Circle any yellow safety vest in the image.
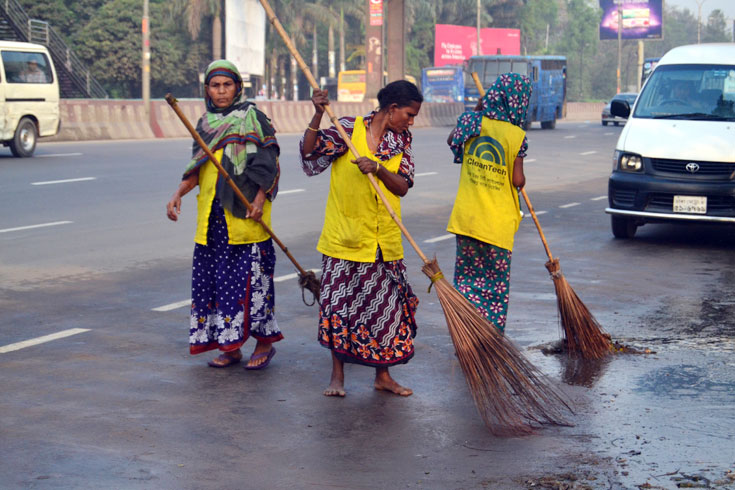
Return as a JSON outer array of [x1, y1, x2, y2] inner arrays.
[[316, 117, 404, 262], [447, 118, 525, 251], [195, 149, 272, 245]]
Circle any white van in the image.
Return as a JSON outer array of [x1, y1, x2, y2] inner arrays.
[[606, 43, 735, 238], [0, 41, 60, 157]]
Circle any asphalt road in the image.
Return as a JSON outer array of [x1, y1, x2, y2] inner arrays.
[[1, 121, 734, 489]]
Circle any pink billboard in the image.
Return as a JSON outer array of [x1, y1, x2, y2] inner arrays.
[[434, 24, 520, 67]]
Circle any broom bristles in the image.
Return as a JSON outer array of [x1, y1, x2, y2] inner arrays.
[[546, 259, 612, 360], [423, 259, 573, 436], [298, 270, 321, 306]]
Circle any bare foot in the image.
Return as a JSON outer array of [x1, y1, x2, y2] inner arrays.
[[374, 368, 412, 396], [324, 351, 345, 397]]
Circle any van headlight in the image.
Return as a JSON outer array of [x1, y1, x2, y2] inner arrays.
[[617, 152, 643, 172]]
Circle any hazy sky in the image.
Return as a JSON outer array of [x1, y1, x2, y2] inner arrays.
[[664, 0, 735, 21]]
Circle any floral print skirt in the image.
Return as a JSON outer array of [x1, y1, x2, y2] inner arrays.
[[189, 199, 282, 355], [453, 235, 512, 333], [318, 249, 418, 367]]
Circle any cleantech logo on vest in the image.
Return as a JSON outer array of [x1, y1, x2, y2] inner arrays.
[[465, 136, 507, 176]]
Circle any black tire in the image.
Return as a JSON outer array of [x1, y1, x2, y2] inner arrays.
[[9, 117, 37, 157], [541, 114, 557, 130], [602, 121, 608, 126], [523, 119, 531, 131], [611, 215, 637, 239], [613, 121, 619, 127]]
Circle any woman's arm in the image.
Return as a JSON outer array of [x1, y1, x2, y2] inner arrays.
[[512, 156, 525, 188], [166, 172, 199, 221], [301, 89, 329, 159], [352, 156, 409, 197]]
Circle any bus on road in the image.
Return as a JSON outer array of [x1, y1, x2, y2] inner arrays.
[[421, 65, 464, 103], [337, 70, 417, 102], [464, 55, 567, 129]]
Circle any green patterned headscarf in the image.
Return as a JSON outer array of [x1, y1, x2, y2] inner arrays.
[[449, 72, 532, 163], [183, 60, 280, 218]]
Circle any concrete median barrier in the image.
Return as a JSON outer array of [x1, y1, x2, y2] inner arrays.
[[45, 100, 605, 142]]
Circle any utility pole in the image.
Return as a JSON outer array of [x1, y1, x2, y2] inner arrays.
[[616, 0, 622, 94], [142, 0, 150, 119], [695, 0, 707, 43], [476, 0, 482, 56], [386, 0, 405, 84], [364, 0, 383, 100]]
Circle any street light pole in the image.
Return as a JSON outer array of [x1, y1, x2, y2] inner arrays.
[[142, 0, 150, 119], [616, 0, 622, 93], [476, 0, 482, 56]]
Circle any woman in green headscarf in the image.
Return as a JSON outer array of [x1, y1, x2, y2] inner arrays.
[[166, 60, 282, 369]]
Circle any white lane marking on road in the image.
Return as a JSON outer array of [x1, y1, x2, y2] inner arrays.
[[604, 132, 615, 136], [152, 299, 191, 312], [424, 234, 453, 243], [525, 158, 537, 163], [278, 188, 305, 195], [0, 328, 90, 354], [560, 202, 580, 208], [564, 135, 576, 139], [0, 221, 73, 234], [591, 195, 607, 201], [32, 177, 96, 186], [36, 152, 83, 158], [274, 269, 321, 282], [580, 151, 597, 156], [415, 172, 438, 177], [534, 210, 548, 215]]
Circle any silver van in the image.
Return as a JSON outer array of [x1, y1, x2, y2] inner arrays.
[[0, 41, 60, 157]]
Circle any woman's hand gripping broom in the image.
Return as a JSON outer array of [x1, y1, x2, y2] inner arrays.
[[470, 72, 612, 360], [261, 0, 573, 435], [164, 94, 321, 306]]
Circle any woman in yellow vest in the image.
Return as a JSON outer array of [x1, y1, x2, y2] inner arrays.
[[300, 80, 423, 397], [165, 60, 282, 369], [446, 73, 532, 333]]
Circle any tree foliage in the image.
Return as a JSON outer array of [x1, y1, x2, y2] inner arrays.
[[14, 0, 735, 100]]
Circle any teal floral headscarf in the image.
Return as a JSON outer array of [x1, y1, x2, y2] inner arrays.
[[449, 73, 532, 163], [183, 60, 280, 218]]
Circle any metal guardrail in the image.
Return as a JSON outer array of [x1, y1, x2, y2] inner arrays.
[[2, 0, 107, 98]]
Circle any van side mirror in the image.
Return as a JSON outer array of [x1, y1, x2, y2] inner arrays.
[[611, 99, 631, 119]]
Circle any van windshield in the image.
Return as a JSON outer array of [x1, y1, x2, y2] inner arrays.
[[633, 64, 735, 121]]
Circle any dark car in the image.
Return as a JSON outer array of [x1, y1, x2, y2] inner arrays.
[[601, 92, 637, 126]]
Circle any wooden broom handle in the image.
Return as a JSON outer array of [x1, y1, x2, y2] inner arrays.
[[164, 94, 311, 278], [470, 72, 554, 261], [259, 0, 430, 265]]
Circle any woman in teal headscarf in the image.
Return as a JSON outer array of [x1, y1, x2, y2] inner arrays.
[[446, 73, 532, 334], [166, 60, 282, 369]]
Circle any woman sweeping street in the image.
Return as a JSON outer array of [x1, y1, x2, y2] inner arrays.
[[446, 73, 531, 334], [166, 60, 282, 369], [300, 80, 423, 397]]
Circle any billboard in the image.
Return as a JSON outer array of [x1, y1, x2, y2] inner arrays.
[[225, 0, 265, 77], [599, 0, 663, 40], [434, 24, 520, 67]]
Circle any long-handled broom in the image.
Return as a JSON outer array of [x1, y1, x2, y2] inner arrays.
[[165, 94, 321, 305], [260, 0, 572, 435], [471, 72, 612, 360]]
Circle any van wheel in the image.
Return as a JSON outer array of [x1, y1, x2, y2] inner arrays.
[[541, 114, 556, 130], [10, 118, 38, 157], [611, 215, 637, 239]]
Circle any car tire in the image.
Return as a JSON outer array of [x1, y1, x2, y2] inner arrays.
[[611, 215, 637, 239], [541, 114, 556, 130], [602, 121, 608, 126], [613, 121, 619, 127], [9, 117, 38, 158]]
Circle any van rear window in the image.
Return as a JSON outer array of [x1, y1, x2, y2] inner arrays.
[[1, 51, 53, 84]]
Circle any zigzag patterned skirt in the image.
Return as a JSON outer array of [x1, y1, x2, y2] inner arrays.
[[318, 249, 419, 367]]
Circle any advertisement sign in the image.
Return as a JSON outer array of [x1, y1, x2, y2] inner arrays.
[[369, 0, 383, 27], [225, 0, 265, 76], [599, 0, 663, 40], [434, 24, 520, 67]]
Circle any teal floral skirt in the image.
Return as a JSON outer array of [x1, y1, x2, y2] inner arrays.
[[453, 235, 512, 333]]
